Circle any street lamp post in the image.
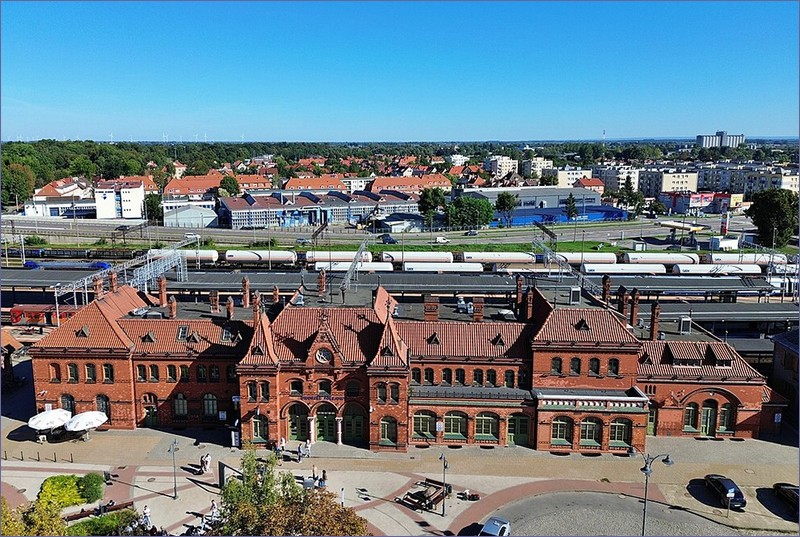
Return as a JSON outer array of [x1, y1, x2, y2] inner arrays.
[[168, 439, 179, 500], [628, 447, 673, 536], [439, 453, 448, 517]]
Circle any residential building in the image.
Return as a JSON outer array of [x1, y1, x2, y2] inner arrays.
[[367, 175, 451, 194], [94, 180, 145, 220], [638, 168, 698, 198], [541, 168, 592, 189], [173, 161, 187, 179], [447, 154, 470, 166], [521, 157, 553, 178], [24, 177, 95, 218], [573, 177, 605, 195], [341, 176, 371, 193], [162, 176, 221, 213], [730, 168, 799, 197], [696, 131, 746, 148], [591, 165, 642, 193], [484, 156, 518, 178], [284, 176, 348, 193]]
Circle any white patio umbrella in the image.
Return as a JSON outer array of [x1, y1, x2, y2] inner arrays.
[[65, 411, 108, 433], [28, 408, 72, 431]]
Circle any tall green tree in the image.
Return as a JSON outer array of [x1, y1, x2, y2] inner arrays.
[[220, 176, 241, 196], [418, 187, 446, 228], [143, 194, 163, 224], [447, 196, 494, 228], [745, 188, 799, 247], [494, 192, 519, 227], [1, 162, 36, 206], [565, 193, 579, 220]]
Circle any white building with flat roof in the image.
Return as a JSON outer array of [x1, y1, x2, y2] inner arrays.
[[95, 180, 145, 219], [696, 131, 745, 148], [521, 157, 553, 178], [484, 155, 518, 178]]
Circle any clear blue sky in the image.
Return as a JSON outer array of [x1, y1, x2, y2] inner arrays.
[[2, 1, 798, 142]]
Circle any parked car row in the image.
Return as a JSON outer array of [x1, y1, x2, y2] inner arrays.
[[704, 474, 798, 516]]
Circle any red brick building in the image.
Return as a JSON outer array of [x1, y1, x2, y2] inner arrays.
[[29, 274, 784, 454]]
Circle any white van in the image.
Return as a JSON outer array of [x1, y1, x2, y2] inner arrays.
[[435, 236, 450, 244], [184, 233, 201, 240]]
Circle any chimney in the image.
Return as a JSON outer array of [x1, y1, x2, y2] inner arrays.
[[252, 291, 261, 325], [617, 286, 629, 317], [226, 296, 234, 320], [473, 297, 484, 322], [525, 287, 534, 322], [158, 276, 168, 307], [272, 286, 280, 305], [423, 294, 439, 321], [93, 277, 104, 299], [318, 269, 327, 296], [210, 290, 220, 313], [515, 275, 523, 307], [650, 301, 661, 341], [242, 277, 250, 309], [109, 272, 118, 293], [168, 296, 177, 319], [602, 275, 612, 304], [630, 288, 640, 326]]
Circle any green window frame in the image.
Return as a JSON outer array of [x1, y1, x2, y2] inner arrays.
[[413, 412, 435, 439], [683, 403, 698, 431], [609, 418, 632, 446], [579, 418, 602, 446], [444, 412, 467, 439], [380, 417, 397, 446], [551, 416, 572, 445], [475, 413, 498, 440]]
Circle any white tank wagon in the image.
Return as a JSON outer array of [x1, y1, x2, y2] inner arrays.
[[672, 264, 763, 276], [305, 250, 372, 263], [402, 262, 484, 273], [705, 253, 787, 265], [147, 249, 220, 263], [314, 261, 393, 272], [462, 251, 536, 264], [623, 252, 700, 265], [224, 250, 298, 265], [492, 264, 572, 274], [580, 263, 667, 275], [380, 251, 454, 263], [554, 252, 617, 265]]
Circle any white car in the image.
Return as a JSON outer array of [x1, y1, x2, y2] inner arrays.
[[434, 236, 450, 244], [184, 233, 201, 240], [479, 516, 511, 536]]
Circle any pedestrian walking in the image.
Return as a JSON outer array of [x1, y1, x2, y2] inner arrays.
[[142, 505, 152, 528], [279, 437, 286, 452], [312, 464, 318, 480], [297, 443, 305, 462], [202, 453, 211, 474], [198, 455, 205, 475], [210, 499, 218, 520], [305, 438, 312, 457]]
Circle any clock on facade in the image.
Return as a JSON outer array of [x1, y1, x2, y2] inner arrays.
[[316, 348, 333, 363]]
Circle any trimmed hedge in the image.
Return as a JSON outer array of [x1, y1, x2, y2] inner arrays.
[[76, 473, 105, 503], [39, 473, 105, 508], [65, 509, 141, 536]]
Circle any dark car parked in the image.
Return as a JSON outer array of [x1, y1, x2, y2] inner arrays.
[[705, 474, 746, 509], [381, 235, 398, 244], [773, 482, 799, 514]]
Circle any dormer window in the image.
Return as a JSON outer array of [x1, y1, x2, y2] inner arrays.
[[76, 326, 90, 338], [252, 344, 264, 356], [492, 333, 505, 346], [575, 319, 591, 331], [176, 326, 189, 341], [427, 332, 440, 345], [187, 331, 201, 343], [142, 331, 156, 343], [381, 346, 394, 357], [221, 326, 232, 342]]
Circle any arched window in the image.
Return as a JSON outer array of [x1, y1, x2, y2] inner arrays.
[[486, 369, 497, 387], [475, 412, 499, 440], [608, 358, 620, 376], [96, 395, 110, 421], [173, 393, 188, 417], [610, 418, 632, 446], [253, 415, 268, 441], [455, 369, 465, 385], [346, 380, 360, 397], [68, 363, 78, 383], [380, 417, 397, 446], [473, 369, 484, 385], [136, 365, 146, 382], [180, 365, 190, 382], [580, 417, 602, 446], [167, 365, 177, 382], [290, 380, 303, 395], [389, 383, 400, 403], [551, 357, 562, 375], [442, 368, 453, 385], [85, 364, 97, 383], [719, 403, 734, 432], [209, 365, 220, 382], [319, 380, 332, 396], [413, 411, 436, 439], [202, 394, 218, 417], [589, 358, 600, 376], [259, 382, 269, 401], [683, 403, 699, 431], [424, 368, 434, 385], [102, 363, 114, 383], [197, 365, 207, 382], [50, 363, 61, 382], [551, 416, 573, 445], [570, 358, 581, 375], [61, 394, 75, 414], [149, 365, 159, 382], [377, 383, 387, 403], [247, 382, 257, 401], [504, 370, 515, 388], [444, 411, 467, 440], [411, 368, 421, 384]]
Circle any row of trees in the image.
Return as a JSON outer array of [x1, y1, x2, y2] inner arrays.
[[417, 188, 519, 229]]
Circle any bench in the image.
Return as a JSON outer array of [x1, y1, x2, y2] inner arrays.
[[395, 479, 447, 511], [63, 500, 134, 522]]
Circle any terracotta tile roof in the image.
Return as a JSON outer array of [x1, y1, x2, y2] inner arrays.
[[371, 317, 408, 369], [575, 178, 605, 187], [396, 321, 533, 359], [120, 318, 252, 357], [449, 166, 465, 176], [163, 176, 221, 195], [284, 177, 347, 191], [2, 328, 24, 353], [34, 184, 61, 197], [762, 385, 788, 405], [534, 308, 639, 344], [367, 174, 451, 192], [637, 341, 763, 380], [240, 314, 280, 366]]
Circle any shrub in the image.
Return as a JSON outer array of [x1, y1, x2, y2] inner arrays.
[[93, 238, 108, 246], [24, 235, 47, 246], [66, 509, 142, 536], [152, 241, 165, 249], [76, 473, 104, 503], [39, 475, 83, 508], [251, 239, 277, 248]]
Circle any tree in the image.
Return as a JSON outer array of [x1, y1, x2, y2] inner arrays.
[[0, 494, 68, 536], [1, 497, 25, 536], [647, 200, 668, 216], [418, 187, 445, 228], [627, 191, 646, 220], [68, 155, 98, 179], [447, 196, 494, 228], [220, 176, 240, 196], [539, 174, 558, 186], [746, 188, 799, 248], [620, 175, 636, 209], [143, 194, 163, 224], [495, 192, 519, 227], [1, 162, 36, 206], [565, 193, 579, 220], [217, 187, 231, 198]]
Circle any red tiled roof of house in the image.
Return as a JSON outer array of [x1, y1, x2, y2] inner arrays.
[[119, 318, 252, 357], [1, 328, 24, 353], [284, 177, 347, 191], [396, 321, 533, 359], [241, 314, 280, 366], [163, 176, 222, 195], [534, 308, 639, 344], [34, 184, 61, 197], [234, 175, 272, 189], [449, 166, 465, 176], [637, 341, 763, 380], [367, 174, 451, 192], [575, 178, 605, 187]]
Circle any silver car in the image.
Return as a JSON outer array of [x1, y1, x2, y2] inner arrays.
[[479, 516, 511, 536]]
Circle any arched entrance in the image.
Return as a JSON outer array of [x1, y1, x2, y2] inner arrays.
[[288, 403, 309, 441], [142, 394, 158, 427], [316, 403, 337, 442], [507, 413, 530, 446], [342, 404, 367, 445], [701, 399, 718, 436]]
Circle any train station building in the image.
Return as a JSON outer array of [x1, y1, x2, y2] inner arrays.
[[28, 272, 786, 454]]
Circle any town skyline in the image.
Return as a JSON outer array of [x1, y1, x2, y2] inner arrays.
[[2, 1, 798, 141]]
